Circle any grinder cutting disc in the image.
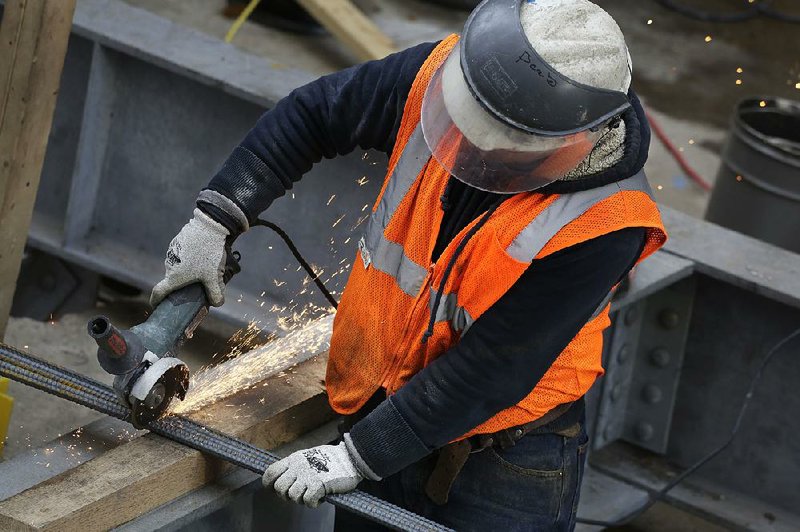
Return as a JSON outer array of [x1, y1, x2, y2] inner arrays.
[[129, 359, 189, 428]]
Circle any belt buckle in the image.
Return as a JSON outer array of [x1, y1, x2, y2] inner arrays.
[[469, 435, 495, 453]]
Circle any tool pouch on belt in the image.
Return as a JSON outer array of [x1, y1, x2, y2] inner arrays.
[[424, 402, 578, 505], [424, 439, 472, 505]]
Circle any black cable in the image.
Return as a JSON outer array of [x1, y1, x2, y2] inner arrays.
[[653, 0, 761, 23], [254, 219, 339, 309], [577, 326, 800, 528], [759, 2, 800, 23], [653, 0, 800, 24], [422, 197, 505, 344]]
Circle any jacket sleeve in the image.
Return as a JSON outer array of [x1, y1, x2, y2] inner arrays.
[[347, 227, 647, 479], [200, 42, 437, 231]]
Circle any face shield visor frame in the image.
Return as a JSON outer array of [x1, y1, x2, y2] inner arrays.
[[420, 43, 611, 194]]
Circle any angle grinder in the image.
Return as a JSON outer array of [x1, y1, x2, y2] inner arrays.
[[88, 247, 241, 428]]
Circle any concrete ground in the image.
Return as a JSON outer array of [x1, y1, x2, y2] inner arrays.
[[2, 0, 798, 529]]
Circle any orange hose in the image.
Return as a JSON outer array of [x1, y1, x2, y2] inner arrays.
[[645, 109, 713, 192]]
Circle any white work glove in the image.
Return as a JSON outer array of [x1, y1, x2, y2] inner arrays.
[[150, 208, 229, 307], [264, 438, 375, 508]]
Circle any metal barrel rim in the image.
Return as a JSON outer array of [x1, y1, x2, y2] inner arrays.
[[732, 97, 800, 166]]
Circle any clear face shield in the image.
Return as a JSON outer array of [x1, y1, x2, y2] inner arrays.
[[420, 42, 610, 194]]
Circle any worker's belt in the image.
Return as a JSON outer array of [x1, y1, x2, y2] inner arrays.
[[424, 400, 584, 505], [338, 393, 584, 506]]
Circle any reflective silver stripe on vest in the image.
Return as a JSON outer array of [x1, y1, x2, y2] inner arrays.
[[430, 171, 654, 334], [430, 289, 474, 333], [364, 126, 430, 241], [359, 236, 428, 297], [506, 171, 653, 263], [590, 288, 615, 321], [359, 125, 432, 297], [432, 281, 610, 337]]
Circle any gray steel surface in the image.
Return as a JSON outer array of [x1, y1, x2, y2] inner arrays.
[[594, 301, 644, 450], [10, 251, 95, 320], [668, 276, 800, 514], [662, 206, 800, 310], [592, 443, 800, 532], [25, 0, 384, 330], [589, 211, 800, 522], [620, 278, 695, 454]]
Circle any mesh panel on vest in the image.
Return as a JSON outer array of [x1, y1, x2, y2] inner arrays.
[[541, 192, 666, 261]]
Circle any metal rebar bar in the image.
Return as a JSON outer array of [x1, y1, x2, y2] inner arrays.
[[0, 342, 451, 532]]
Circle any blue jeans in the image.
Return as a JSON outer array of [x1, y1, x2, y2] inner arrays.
[[335, 424, 589, 531]]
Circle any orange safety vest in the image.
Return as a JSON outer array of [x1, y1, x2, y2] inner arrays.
[[327, 35, 667, 439]]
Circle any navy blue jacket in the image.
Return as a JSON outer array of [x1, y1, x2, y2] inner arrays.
[[201, 42, 650, 478]]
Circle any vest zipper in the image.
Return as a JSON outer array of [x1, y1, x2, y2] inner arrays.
[[380, 198, 504, 392]]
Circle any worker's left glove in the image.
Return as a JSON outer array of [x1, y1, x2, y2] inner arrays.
[[150, 208, 230, 307], [151, 191, 249, 308], [263, 436, 379, 508]]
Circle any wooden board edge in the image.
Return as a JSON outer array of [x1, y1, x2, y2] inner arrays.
[[0, 357, 334, 531]]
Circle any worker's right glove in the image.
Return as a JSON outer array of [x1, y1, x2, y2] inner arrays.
[[151, 208, 231, 307], [263, 435, 380, 508]]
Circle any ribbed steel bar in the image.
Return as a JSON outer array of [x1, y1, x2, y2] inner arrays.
[[0, 342, 127, 418], [0, 343, 451, 532]]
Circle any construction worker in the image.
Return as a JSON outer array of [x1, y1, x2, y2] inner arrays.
[[151, 0, 666, 529]]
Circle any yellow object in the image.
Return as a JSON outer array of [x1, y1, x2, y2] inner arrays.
[[0, 377, 13, 458], [225, 0, 263, 43]]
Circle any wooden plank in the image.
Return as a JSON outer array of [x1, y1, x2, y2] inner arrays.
[[0, 354, 335, 531], [0, 0, 77, 338], [0, 418, 136, 501], [295, 0, 396, 62]]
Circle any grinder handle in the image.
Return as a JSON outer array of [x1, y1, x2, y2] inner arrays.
[[131, 283, 208, 358], [131, 246, 241, 357]]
